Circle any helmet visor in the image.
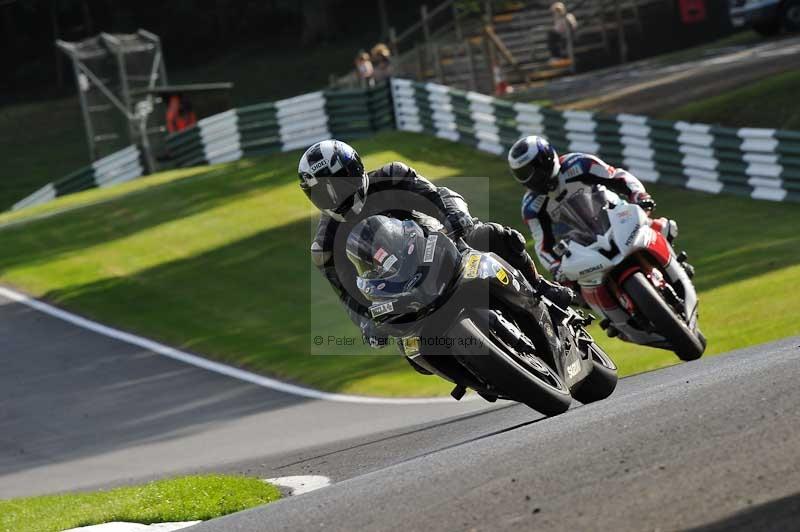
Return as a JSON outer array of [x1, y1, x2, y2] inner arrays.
[[510, 140, 559, 193], [346, 218, 427, 301], [300, 173, 367, 214], [531, 167, 556, 193]]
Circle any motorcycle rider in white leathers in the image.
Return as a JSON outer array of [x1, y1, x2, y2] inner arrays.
[[507, 135, 693, 317]]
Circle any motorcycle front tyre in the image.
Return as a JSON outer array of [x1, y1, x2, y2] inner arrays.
[[623, 272, 705, 361], [450, 312, 572, 417]]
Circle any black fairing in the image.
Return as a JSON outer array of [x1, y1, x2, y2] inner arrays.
[[401, 251, 562, 379]]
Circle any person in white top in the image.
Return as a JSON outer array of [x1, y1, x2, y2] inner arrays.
[[548, 2, 577, 61]]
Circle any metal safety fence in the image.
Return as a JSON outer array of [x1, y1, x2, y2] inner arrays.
[[163, 83, 394, 168], [13, 145, 143, 210], [391, 78, 799, 203]]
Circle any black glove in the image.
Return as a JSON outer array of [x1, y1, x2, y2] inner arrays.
[[636, 196, 657, 213], [360, 320, 389, 349], [445, 210, 475, 238]]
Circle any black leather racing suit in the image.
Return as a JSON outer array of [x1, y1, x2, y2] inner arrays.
[[311, 162, 546, 342]]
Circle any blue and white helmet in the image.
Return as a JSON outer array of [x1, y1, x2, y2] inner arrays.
[[508, 136, 560, 194], [298, 140, 368, 222]]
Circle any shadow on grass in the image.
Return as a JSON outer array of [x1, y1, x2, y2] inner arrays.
[[0, 156, 300, 272], [36, 216, 417, 394], [1, 131, 499, 274]]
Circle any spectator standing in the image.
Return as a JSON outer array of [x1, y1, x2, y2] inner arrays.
[[493, 65, 511, 96], [547, 2, 577, 66], [166, 94, 197, 133], [355, 51, 375, 87], [371, 43, 393, 82]]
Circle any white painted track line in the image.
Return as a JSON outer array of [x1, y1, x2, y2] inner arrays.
[[0, 285, 465, 405], [63, 521, 201, 532], [265, 475, 332, 495]]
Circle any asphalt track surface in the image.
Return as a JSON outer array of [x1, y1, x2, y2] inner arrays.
[[2, 290, 799, 531], [0, 291, 488, 499]]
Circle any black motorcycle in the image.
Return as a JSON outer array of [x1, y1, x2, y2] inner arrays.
[[347, 215, 618, 416]]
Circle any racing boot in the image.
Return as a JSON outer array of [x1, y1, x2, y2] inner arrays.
[[518, 254, 575, 308], [566, 280, 588, 309], [532, 277, 575, 308], [600, 318, 621, 338]]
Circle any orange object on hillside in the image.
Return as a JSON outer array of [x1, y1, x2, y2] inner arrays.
[[166, 95, 198, 133]]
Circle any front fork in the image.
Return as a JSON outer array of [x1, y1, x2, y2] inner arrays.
[[541, 297, 597, 391]]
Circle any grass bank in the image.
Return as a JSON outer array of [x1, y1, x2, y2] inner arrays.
[[0, 475, 280, 532], [1, 131, 799, 396], [661, 70, 800, 129]]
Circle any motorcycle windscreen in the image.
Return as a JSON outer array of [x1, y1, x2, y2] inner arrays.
[[347, 218, 422, 292], [347, 217, 460, 316], [551, 187, 612, 246]]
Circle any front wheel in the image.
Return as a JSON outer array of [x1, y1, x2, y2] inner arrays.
[[623, 272, 705, 361], [450, 313, 572, 416], [572, 342, 618, 404]]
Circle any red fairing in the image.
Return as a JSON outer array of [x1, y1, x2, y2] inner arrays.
[[582, 285, 618, 310], [646, 228, 672, 266]]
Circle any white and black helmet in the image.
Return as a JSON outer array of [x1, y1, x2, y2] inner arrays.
[[508, 136, 561, 194], [298, 140, 368, 221]]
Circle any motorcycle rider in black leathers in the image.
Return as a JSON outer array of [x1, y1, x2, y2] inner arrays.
[[299, 139, 574, 350]]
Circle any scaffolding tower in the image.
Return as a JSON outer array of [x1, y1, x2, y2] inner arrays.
[[57, 29, 168, 172]]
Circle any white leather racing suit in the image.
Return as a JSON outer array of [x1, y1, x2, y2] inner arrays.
[[521, 153, 672, 278]]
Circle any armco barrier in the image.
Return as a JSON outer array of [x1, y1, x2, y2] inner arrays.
[[12, 82, 394, 210], [164, 82, 394, 168], [391, 78, 800, 203], [13, 145, 144, 211], [13, 78, 800, 211]]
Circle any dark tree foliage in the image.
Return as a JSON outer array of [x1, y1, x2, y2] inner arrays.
[[1, 0, 430, 100]]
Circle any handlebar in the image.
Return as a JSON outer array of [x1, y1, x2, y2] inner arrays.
[[553, 239, 571, 258]]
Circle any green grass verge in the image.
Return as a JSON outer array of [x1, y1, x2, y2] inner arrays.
[[0, 475, 280, 532], [661, 70, 800, 129], [1, 130, 799, 396]]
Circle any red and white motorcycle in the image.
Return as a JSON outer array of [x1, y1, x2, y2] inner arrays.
[[552, 186, 705, 361]]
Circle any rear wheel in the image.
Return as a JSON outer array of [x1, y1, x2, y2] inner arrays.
[[623, 272, 705, 361], [572, 342, 618, 404], [451, 313, 572, 416]]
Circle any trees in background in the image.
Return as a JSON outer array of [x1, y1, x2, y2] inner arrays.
[[2, 0, 428, 102]]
